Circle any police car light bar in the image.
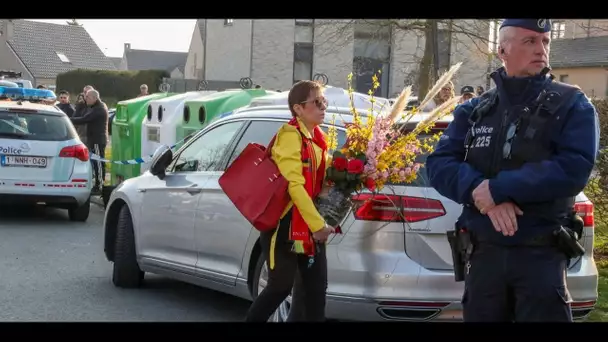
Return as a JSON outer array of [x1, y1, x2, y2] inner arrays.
[[0, 86, 56, 102]]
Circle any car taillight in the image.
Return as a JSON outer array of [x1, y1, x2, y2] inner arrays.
[[352, 194, 446, 223], [574, 201, 594, 227], [59, 144, 89, 162]]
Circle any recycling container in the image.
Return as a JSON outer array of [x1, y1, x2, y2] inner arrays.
[[176, 89, 271, 143], [140, 91, 216, 173], [110, 92, 174, 185]]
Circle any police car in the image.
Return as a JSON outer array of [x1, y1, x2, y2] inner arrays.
[[0, 85, 92, 221]]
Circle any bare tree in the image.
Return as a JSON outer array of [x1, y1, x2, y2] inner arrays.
[[314, 19, 493, 99], [565, 19, 608, 38]]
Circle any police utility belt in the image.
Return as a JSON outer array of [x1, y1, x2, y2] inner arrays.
[[447, 72, 585, 282], [448, 220, 585, 282]]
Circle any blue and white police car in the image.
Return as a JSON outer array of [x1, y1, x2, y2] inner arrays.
[[0, 85, 92, 221]]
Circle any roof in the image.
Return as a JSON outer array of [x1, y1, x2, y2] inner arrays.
[[0, 20, 117, 79], [550, 36, 608, 68], [0, 100, 64, 115], [109, 57, 122, 69], [124, 48, 187, 72], [228, 105, 454, 127]]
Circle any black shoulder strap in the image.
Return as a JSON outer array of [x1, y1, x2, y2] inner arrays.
[[535, 81, 581, 116], [468, 88, 499, 125]]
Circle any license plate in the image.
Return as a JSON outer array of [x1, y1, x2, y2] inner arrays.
[[1, 155, 48, 168]]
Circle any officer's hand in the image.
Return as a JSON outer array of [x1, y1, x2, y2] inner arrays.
[[472, 179, 495, 214], [486, 203, 524, 236]]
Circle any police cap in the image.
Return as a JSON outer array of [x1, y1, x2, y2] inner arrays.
[[500, 19, 552, 33], [461, 86, 475, 95]]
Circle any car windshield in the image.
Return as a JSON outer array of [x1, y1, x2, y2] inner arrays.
[[0, 111, 77, 141]]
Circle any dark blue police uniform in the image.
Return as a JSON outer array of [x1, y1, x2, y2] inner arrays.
[[426, 19, 600, 322]]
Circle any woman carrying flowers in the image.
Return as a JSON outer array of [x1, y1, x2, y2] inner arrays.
[[244, 80, 336, 322]]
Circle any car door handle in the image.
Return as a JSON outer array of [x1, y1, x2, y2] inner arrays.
[[186, 184, 202, 195]]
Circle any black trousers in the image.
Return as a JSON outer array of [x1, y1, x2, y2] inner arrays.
[[245, 210, 328, 322], [462, 242, 573, 322], [88, 143, 106, 190]]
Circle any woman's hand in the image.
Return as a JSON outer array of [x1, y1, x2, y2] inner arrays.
[[312, 223, 335, 243]]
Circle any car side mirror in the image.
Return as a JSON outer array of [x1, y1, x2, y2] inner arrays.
[[149, 145, 173, 180]]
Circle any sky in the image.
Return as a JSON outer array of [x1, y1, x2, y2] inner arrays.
[[31, 19, 197, 57]]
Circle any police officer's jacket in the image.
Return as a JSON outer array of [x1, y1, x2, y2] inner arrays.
[[426, 67, 599, 245]]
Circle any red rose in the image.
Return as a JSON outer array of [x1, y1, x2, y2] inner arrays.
[[333, 157, 348, 171], [347, 159, 365, 174], [365, 177, 376, 191]]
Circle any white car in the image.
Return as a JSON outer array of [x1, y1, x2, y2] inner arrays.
[[103, 105, 597, 322], [0, 86, 92, 221]]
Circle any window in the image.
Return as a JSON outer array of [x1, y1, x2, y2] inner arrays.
[[560, 74, 569, 83], [172, 121, 243, 172], [295, 19, 313, 43], [353, 21, 391, 98], [56, 52, 70, 63], [227, 120, 286, 168], [293, 43, 313, 83], [227, 122, 348, 153], [0, 112, 76, 141], [295, 19, 313, 26], [225, 120, 348, 169], [224, 19, 233, 26], [552, 21, 566, 39]]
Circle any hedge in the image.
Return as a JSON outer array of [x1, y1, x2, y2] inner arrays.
[[56, 69, 169, 102], [584, 98, 608, 234]]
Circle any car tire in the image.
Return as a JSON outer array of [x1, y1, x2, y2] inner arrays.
[[251, 252, 291, 322], [68, 197, 90, 222], [112, 205, 144, 288]]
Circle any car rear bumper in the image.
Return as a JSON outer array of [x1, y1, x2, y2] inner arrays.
[[0, 180, 91, 206], [325, 254, 598, 322]]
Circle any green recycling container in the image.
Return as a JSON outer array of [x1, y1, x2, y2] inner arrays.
[[110, 92, 175, 185], [176, 89, 271, 142]]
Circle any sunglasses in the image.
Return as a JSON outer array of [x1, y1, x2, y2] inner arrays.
[[300, 97, 328, 110], [502, 120, 521, 159]]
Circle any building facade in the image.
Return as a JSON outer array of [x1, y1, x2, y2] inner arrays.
[[185, 19, 490, 98]]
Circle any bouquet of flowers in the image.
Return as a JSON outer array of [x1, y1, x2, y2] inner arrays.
[[316, 63, 464, 228]]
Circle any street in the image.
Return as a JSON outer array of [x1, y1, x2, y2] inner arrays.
[[0, 204, 250, 321]]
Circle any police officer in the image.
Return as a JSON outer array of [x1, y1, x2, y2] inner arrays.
[[426, 19, 599, 322], [459, 85, 477, 104]]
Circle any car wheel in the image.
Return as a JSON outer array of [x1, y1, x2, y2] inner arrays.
[[251, 253, 292, 322], [112, 205, 144, 288], [68, 197, 90, 222]]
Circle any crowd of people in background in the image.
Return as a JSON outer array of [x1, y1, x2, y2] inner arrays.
[[53, 85, 110, 195]]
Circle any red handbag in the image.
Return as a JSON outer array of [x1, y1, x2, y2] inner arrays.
[[219, 135, 290, 232]]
